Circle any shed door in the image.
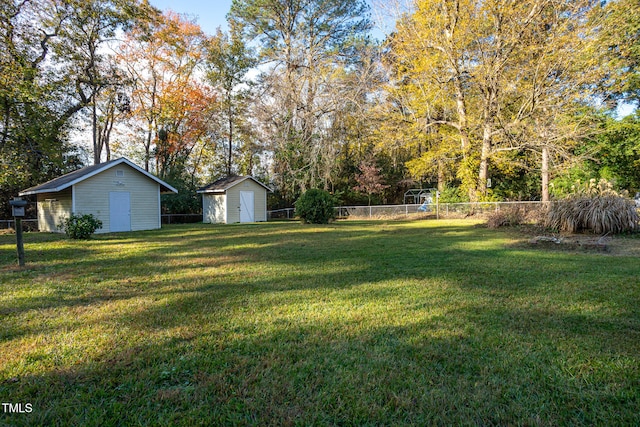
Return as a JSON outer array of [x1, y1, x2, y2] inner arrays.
[[109, 192, 131, 232], [239, 191, 254, 223]]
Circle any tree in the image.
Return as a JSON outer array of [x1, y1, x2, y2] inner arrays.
[[591, 112, 640, 191], [353, 159, 390, 205], [0, 0, 157, 217], [387, 0, 600, 202], [229, 0, 371, 200], [119, 11, 210, 175], [57, 0, 151, 164], [593, 0, 640, 108], [0, 0, 89, 215], [91, 80, 132, 163], [205, 26, 256, 176], [155, 81, 217, 180]]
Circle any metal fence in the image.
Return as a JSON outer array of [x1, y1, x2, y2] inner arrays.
[[0, 202, 549, 229], [161, 214, 202, 224], [0, 219, 38, 231], [335, 204, 424, 219], [335, 201, 546, 220], [267, 208, 296, 220]]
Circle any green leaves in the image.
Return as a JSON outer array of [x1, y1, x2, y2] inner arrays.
[[295, 188, 336, 223], [58, 213, 104, 239]]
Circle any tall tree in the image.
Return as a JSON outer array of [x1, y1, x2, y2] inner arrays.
[[0, 0, 156, 217], [57, 0, 151, 164], [229, 0, 371, 199], [593, 0, 640, 108], [388, 0, 599, 201], [119, 11, 209, 175], [205, 25, 256, 176], [0, 0, 114, 214]]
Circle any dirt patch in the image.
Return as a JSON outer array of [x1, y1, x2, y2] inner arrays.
[[499, 224, 640, 256], [527, 233, 640, 256]]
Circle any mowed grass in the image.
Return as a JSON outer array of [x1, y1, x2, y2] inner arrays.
[[1, 220, 639, 426]]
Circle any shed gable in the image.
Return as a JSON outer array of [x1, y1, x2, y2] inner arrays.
[[74, 164, 161, 232]]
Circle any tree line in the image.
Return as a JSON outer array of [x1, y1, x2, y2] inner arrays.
[[1, 0, 638, 217]]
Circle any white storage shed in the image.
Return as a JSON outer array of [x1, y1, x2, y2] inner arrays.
[[19, 157, 177, 233], [198, 176, 271, 224]]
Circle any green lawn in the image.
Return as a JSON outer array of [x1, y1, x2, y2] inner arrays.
[[1, 220, 639, 426]]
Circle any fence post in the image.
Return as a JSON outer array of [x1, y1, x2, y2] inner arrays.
[[9, 197, 27, 268]]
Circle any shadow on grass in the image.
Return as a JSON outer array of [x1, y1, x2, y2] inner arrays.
[[1, 221, 639, 425], [2, 221, 637, 333], [3, 299, 638, 426]]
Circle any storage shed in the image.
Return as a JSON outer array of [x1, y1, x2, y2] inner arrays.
[[198, 176, 271, 224], [19, 157, 177, 233]]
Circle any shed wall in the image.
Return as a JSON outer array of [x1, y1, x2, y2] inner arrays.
[[226, 180, 267, 223], [74, 163, 160, 233], [203, 194, 226, 224], [37, 189, 72, 232]]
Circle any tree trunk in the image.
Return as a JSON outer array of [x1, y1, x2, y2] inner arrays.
[[227, 102, 233, 176], [541, 145, 550, 203], [92, 96, 101, 165], [478, 119, 492, 199], [145, 120, 153, 172], [437, 158, 445, 192], [455, 79, 470, 153]]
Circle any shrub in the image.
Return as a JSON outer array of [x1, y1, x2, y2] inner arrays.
[[545, 195, 638, 234], [487, 207, 526, 229], [438, 186, 469, 203], [59, 213, 103, 239], [295, 189, 336, 224]]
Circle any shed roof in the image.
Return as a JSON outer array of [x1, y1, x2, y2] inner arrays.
[[19, 157, 178, 196], [197, 176, 272, 194]]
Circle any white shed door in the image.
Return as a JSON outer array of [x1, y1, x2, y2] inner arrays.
[[239, 191, 254, 223], [109, 192, 131, 232]]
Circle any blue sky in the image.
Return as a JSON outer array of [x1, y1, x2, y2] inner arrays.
[[149, 0, 392, 40], [149, 0, 233, 34]]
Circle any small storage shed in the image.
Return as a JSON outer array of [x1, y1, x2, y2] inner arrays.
[[198, 176, 271, 224], [19, 157, 177, 233]]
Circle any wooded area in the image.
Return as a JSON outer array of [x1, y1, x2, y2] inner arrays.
[[1, 0, 638, 217]]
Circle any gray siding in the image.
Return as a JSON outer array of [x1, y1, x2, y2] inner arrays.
[[37, 189, 72, 233], [74, 164, 160, 233], [203, 194, 226, 224]]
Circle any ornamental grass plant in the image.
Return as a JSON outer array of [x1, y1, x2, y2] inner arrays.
[[486, 206, 527, 229], [546, 179, 639, 234]]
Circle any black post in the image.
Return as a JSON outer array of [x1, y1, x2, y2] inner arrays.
[[15, 217, 24, 267], [9, 197, 28, 268]]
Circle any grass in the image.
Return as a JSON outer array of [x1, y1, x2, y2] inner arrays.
[[1, 220, 639, 426]]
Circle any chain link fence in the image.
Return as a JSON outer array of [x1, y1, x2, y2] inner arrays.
[[267, 208, 295, 220], [335, 201, 546, 220], [161, 214, 202, 225], [0, 219, 39, 231]]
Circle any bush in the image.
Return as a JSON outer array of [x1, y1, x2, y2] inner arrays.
[[487, 207, 526, 229], [438, 186, 469, 203], [295, 189, 336, 224], [59, 213, 103, 239], [545, 195, 639, 234]]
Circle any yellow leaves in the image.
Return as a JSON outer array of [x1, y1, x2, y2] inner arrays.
[[115, 9, 216, 169]]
